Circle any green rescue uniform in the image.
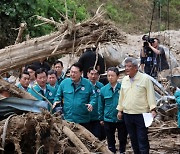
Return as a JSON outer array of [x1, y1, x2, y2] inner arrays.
[[54, 77, 96, 123]]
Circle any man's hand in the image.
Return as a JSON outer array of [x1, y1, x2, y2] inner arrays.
[[85, 104, 93, 112], [117, 111, 123, 120], [52, 101, 60, 109], [151, 108, 157, 118], [100, 121, 104, 126], [148, 42, 161, 54], [151, 110, 157, 118], [148, 42, 152, 48]]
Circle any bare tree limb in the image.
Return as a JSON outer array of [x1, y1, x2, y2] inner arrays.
[[15, 23, 27, 44]]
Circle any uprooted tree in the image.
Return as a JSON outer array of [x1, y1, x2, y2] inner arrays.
[[0, 8, 126, 74], [0, 8, 122, 154], [0, 6, 126, 99], [0, 111, 111, 154]]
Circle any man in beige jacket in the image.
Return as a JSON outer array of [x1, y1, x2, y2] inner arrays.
[[117, 57, 156, 154]]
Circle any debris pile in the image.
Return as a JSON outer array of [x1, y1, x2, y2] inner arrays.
[[149, 120, 180, 154], [0, 111, 111, 154], [0, 7, 126, 74], [145, 75, 180, 153]]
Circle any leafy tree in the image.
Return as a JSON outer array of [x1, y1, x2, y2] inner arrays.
[[0, 0, 179, 49], [0, 0, 89, 49]]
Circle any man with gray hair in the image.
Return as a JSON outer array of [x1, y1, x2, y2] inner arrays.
[[117, 57, 157, 154]]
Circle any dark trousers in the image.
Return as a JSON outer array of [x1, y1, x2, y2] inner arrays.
[[104, 121, 127, 153], [144, 65, 157, 77], [123, 113, 150, 154], [89, 120, 106, 141], [79, 122, 91, 131]]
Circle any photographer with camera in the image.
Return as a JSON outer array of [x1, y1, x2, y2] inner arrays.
[[140, 35, 169, 77]]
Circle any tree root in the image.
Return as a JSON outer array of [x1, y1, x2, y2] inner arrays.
[[36, 145, 44, 154], [0, 112, 109, 153], [1, 114, 16, 149]]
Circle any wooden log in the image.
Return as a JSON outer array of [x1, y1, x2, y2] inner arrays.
[[62, 121, 112, 154], [0, 30, 95, 73], [75, 124, 112, 154], [54, 123, 90, 154], [36, 15, 61, 27], [148, 127, 178, 132], [0, 13, 125, 74]]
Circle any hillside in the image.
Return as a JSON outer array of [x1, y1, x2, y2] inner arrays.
[[0, 0, 179, 49], [82, 0, 180, 33]]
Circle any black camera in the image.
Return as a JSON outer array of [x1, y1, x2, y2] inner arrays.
[[142, 35, 155, 47]]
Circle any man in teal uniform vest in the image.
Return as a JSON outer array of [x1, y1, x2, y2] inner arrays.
[[28, 68, 56, 112], [87, 67, 106, 140], [174, 89, 180, 128], [53, 62, 96, 130], [47, 69, 62, 113], [17, 71, 30, 92], [53, 60, 64, 85], [99, 67, 127, 153], [47, 69, 59, 90]]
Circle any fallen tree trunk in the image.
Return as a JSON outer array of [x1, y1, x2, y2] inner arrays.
[[0, 11, 126, 74], [62, 120, 112, 154], [76, 124, 112, 154], [61, 125, 90, 153]]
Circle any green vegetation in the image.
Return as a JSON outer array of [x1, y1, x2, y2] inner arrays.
[[0, 0, 89, 48], [106, 2, 134, 24], [0, 0, 179, 49]]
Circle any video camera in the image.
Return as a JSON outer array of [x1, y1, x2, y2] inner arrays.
[[142, 35, 155, 47]]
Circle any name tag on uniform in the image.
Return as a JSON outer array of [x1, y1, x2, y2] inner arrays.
[[81, 87, 85, 91], [97, 89, 100, 93]]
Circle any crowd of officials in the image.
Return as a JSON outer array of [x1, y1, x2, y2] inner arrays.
[[15, 59, 157, 154], [9, 43, 174, 153]]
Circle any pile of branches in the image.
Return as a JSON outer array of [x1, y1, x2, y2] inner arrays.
[[148, 120, 180, 154], [0, 111, 111, 154], [0, 7, 126, 74]]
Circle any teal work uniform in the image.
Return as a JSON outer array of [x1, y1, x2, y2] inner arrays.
[[47, 82, 59, 93], [54, 77, 96, 123], [28, 84, 56, 110], [47, 82, 61, 112], [98, 82, 127, 153], [174, 90, 180, 128], [17, 83, 30, 92], [98, 82, 121, 122], [90, 81, 104, 121], [57, 72, 65, 85]]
